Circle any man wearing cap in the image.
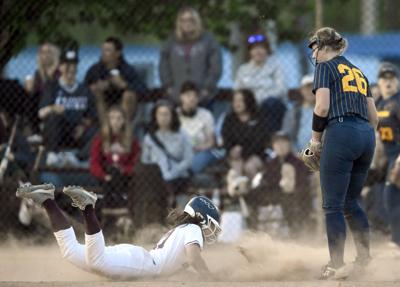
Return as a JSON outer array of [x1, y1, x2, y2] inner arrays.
[[39, 50, 97, 165], [283, 74, 315, 152], [376, 62, 400, 248], [85, 37, 148, 121]]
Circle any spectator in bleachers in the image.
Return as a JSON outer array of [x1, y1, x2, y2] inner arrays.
[[235, 33, 287, 134], [39, 50, 97, 166], [375, 62, 400, 248], [24, 42, 60, 136], [85, 37, 148, 121], [142, 100, 193, 208], [282, 74, 315, 151], [261, 132, 313, 235], [159, 6, 222, 105], [223, 89, 268, 187], [0, 112, 35, 175], [177, 81, 218, 174], [364, 132, 389, 233], [0, 112, 32, 234], [90, 106, 140, 208]]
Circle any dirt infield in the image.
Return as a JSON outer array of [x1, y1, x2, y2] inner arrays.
[[1, 283, 400, 287], [1, 232, 400, 286]]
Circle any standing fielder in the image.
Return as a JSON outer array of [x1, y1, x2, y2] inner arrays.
[[300, 27, 378, 280], [375, 63, 400, 247], [16, 184, 221, 279]]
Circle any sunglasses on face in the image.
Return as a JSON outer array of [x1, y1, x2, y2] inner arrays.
[[247, 34, 266, 44]]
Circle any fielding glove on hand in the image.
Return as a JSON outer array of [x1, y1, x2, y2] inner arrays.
[[308, 139, 323, 156], [300, 140, 323, 172]]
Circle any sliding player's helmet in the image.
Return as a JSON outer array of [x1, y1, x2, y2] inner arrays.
[[184, 196, 222, 244]]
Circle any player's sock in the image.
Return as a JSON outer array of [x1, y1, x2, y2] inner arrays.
[[82, 205, 101, 235], [42, 199, 71, 232]]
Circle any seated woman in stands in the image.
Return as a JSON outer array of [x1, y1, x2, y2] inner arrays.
[[141, 100, 193, 208], [90, 106, 140, 209], [222, 89, 269, 195]]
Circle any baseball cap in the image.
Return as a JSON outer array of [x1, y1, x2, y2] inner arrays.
[[378, 62, 399, 79], [301, 74, 314, 86], [60, 50, 79, 64]]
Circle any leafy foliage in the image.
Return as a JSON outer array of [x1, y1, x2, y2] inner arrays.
[[2, 0, 368, 70]]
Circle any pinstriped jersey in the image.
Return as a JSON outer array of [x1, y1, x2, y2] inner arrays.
[[312, 56, 372, 120]]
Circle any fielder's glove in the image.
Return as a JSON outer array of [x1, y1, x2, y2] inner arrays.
[[300, 140, 323, 172]]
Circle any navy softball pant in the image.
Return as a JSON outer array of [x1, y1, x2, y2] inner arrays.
[[320, 116, 375, 268]]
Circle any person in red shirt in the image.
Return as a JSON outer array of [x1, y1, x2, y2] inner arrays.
[[90, 106, 140, 209]]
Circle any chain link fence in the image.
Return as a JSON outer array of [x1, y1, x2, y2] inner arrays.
[[0, 0, 399, 244]]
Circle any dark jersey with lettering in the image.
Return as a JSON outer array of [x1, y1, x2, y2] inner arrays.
[[376, 92, 400, 155], [313, 56, 372, 121], [40, 80, 96, 125]]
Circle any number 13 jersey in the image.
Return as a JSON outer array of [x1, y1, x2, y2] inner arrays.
[[376, 92, 400, 156], [313, 55, 372, 121], [149, 223, 204, 275]]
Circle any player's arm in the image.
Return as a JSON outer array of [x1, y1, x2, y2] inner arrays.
[[312, 88, 330, 142], [366, 97, 378, 130], [185, 243, 212, 278]]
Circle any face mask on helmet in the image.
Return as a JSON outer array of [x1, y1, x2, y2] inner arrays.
[[200, 215, 222, 244], [184, 196, 222, 244]]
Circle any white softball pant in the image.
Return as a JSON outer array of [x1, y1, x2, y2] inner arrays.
[[54, 227, 159, 279]]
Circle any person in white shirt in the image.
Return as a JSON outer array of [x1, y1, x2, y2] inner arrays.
[[177, 81, 219, 173], [235, 34, 288, 134], [235, 34, 287, 104], [16, 184, 221, 280]]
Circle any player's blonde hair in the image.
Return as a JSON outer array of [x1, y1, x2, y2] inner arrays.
[[309, 27, 348, 53]]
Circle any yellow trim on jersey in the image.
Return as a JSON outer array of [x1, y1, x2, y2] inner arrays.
[[377, 110, 390, 118]]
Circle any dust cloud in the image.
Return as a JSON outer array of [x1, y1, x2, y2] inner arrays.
[[204, 232, 400, 282], [1, 230, 400, 282]]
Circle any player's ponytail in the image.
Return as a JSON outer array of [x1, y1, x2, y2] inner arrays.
[[309, 27, 348, 54], [166, 208, 200, 228]]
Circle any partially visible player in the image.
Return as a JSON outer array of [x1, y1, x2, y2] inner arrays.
[[375, 63, 400, 248], [16, 184, 221, 279], [300, 27, 378, 279]]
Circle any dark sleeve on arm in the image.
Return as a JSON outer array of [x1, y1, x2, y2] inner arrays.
[[39, 83, 55, 109], [312, 63, 332, 94], [221, 115, 235, 151], [124, 65, 148, 96], [84, 65, 98, 87]]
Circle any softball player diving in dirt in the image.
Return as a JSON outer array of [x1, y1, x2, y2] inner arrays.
[[16, 183, 221, 279]]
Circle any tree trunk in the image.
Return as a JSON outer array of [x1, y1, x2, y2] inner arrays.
[[361, 0, 377, 35]]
